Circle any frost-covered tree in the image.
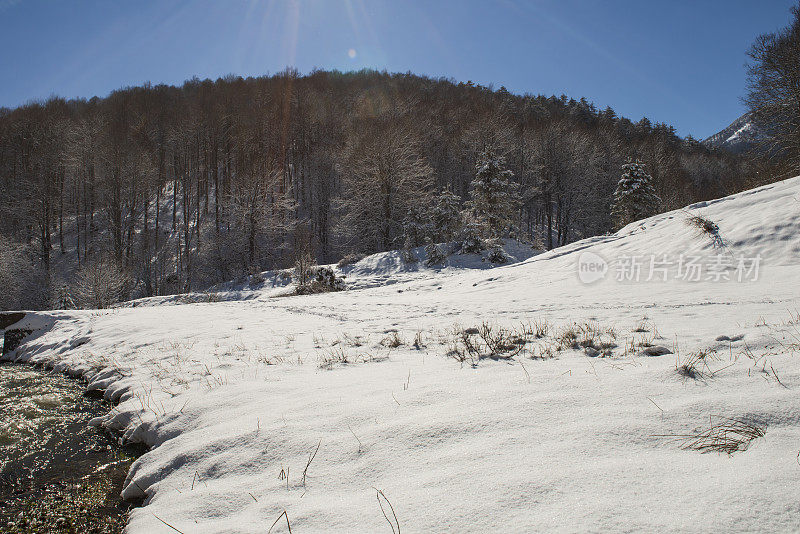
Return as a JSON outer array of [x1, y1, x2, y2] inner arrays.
[[402, 205, 432, 248], [610, 161, 661, 229], [71, 255, 131, 309], [429, 189, 463, 242], [0, 70, 753, 309], [466, 148, 519, 238], [337, 123, 433, 252], [745, 3, 800, 173]]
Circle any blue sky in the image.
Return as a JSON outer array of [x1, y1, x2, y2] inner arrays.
[[0, 0, 795, 138]]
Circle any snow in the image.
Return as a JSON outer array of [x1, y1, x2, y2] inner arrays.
[[5, 177, 800, 532], [702, 112, 764, 154], [726, 121, 754, 144], [116, 238, 539, 306]]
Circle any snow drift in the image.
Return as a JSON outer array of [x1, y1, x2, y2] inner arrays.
[[4, 177, 800, 533]]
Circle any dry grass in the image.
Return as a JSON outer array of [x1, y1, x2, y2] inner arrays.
[[380, 331, 405, 348], [556, 321, 617, 356], [663, 416, 765, 455], [375, 488, 401, 534], [676, 350, 714, 380], [318, 347, 384, 369], [446, 318, 623, 364], [447, 322, 530, 365], [686, 214, 724, 248], [412, 331, 426, 350]]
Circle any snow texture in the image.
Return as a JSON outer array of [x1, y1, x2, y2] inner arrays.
[[4, 177, 800, 533]]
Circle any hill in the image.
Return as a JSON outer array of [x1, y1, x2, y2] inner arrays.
[[702, 112, 766, 154], [0, 70, 751, 311], [4, 174, 800, 532]]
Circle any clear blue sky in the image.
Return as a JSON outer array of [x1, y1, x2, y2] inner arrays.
[[0, 0, 796, 138]]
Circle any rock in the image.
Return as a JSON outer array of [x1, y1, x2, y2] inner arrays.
[[0, 312, 25, 330], [638, 345, 672, 356], [2, 328, 33, 355]]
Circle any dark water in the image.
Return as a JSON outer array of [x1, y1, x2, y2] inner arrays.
[[0, 362, 143, 533]]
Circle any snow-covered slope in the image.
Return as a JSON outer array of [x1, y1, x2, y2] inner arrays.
[[120, 238, 539, 306], [703, 112, 765, 154], [5, 177, 800, 533]]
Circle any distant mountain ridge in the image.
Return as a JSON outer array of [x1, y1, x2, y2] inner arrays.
[[702, 112, 765, 154]]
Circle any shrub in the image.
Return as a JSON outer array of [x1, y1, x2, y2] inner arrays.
[[687, 215, 724, 248], [337, 253, 365, 268], [424, 242, 447, 266], [296, 266, 345, 295], [71, 256, 131, 309], [459, 221, 486, 254], [487, 246, 508, 264], [293, 247, 314, 287]]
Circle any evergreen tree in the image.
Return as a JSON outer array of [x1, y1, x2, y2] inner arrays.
[[401, 205, 431, 248], [610, 161, 661, 229], [466, 148, 518, 238], [429, 189, 463, 242]]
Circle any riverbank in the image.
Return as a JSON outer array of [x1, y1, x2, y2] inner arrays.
[[0, 362, 145, 533], [4, 177, 800, 532]]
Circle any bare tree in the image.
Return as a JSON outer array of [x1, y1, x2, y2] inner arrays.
[[337, 120, 433, 252], [745, 3, 800, 173], [71, 255, 131, 309]]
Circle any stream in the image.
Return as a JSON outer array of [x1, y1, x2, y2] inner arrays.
[[0, 361, 143, 533]]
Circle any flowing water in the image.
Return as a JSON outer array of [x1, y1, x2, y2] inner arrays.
[[0, 362, 143, 533]]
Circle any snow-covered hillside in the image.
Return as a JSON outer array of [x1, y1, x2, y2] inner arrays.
[[5, 177, 800, 532], [703, 112, 765, 154], [118, 238, 539, 306]]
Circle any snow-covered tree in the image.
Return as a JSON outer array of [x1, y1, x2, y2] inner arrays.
[[429, 189, 463, 242], [71, 255, 131, 309], [337, 124, 433, 252], [0, 237, 48, 310], [610, 161, 661, 229], [466, 148, 519, 238], [402, 205, 432, 248]]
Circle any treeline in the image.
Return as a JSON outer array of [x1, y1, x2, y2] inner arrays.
[[0, 69, 752, 309]]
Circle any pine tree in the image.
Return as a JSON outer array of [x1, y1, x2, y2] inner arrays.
[[610, 161, 660, 229], [429, 190, 463, 242], [402, 205, 432, 248], [466, 148, 518, 238]]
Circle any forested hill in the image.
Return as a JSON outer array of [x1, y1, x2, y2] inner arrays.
[[0, 69, 751, 309], [702, 112, 765, 154]]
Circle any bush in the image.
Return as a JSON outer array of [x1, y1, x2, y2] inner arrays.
[[337, 253, 365, 268], [50, 281, 76, 310], [424, 242, 447, 266], [293, 245, 314, 287], [71, 256, 131, 309], [296, 266, 345, 295], [687, 215, 724, 248], [459, 221, 486, 254], [487, 246, 508, 264]]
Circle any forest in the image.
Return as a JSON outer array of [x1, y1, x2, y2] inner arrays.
[[0, 69, 758, 309]]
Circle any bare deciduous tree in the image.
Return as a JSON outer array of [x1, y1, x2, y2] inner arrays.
[[745, 3, 800, 173]]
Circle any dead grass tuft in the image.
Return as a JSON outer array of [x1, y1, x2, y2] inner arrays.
[[686, 214, 724, 248], [676, 350, 714, 380], [663, 416, 765, 455]]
